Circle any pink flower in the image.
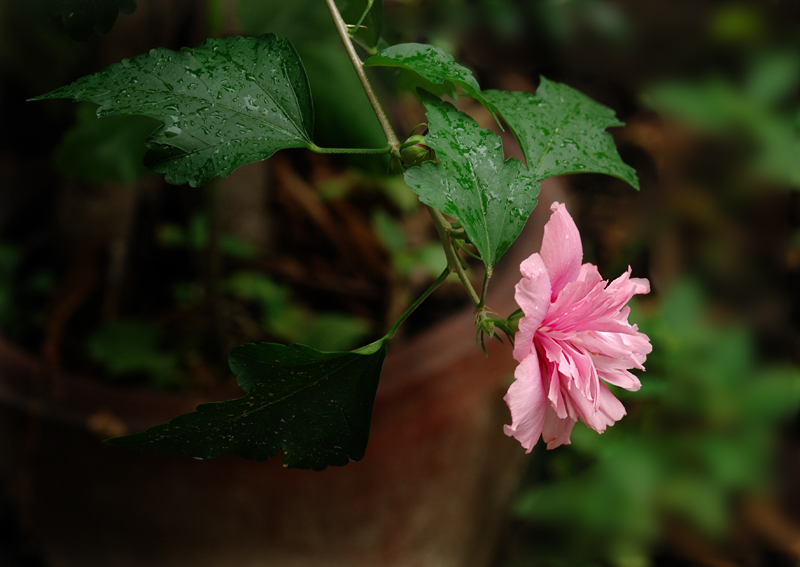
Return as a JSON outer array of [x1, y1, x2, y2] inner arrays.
[[504, 202, 651, 451]]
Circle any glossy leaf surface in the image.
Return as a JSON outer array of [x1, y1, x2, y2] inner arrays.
[[404, 96, 539, 268], [484, 78, 639, 189], [35, 34, 314, 187], [106, 340, 388, 470], [46, 0, 136, 39], [364, 43, 491, 108]]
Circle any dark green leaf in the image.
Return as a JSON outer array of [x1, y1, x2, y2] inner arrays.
[[55, 103, 158, 184], [364, 43, 493, 110], [484, 78, 639, 189], [45, 0, 136, 39], [404, 95, 539, 268], [106, 340, 388, 470], [341, 0, 383, 49], [34, 34, 314, 187]]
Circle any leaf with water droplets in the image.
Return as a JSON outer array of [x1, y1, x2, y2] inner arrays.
[[33, 34, 314, 187], [46, 0, 137, 40], [404, 94, 540, 269], [484, 78, 639, 189], [364, 43, 492, 110], [105, 339, 388, 470]]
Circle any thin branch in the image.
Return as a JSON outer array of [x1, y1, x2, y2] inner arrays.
[[426, 206, 481, 307], [323, 0, 400, 150]]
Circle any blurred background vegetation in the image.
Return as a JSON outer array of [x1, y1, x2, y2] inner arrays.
[[0, 1, 799, 566]]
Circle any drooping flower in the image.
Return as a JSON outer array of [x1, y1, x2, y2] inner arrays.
[[504, 202, 651, 451]]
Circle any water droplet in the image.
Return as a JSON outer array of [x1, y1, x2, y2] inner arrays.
[[164, 125, 182, 138]]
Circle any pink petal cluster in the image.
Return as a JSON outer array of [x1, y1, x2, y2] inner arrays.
[[504, 202, 651, 451]]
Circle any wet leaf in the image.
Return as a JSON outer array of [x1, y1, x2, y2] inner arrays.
[[484, 78, 639, 189], [34, 34, 314, 187], [404, 95, 539, 268], [45, 0, 136, 39], [364, 43, 492, 110], [106, 339, 388, 470]]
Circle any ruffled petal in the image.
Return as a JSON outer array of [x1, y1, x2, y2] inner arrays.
[[540, 202, 582, 301], [503, 352, 547, 453], [512, 254, 551, 362], [542, 404, 576, 449]]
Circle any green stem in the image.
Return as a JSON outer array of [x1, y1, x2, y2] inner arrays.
[[350, 0, 373, 35], [323, 0, 400, 151], [454, 240, 482, 262], [477, 267, 492, 310], [309, 143, 392, 155], [426, 206, 481, 307], [384, 268, 450, 340]]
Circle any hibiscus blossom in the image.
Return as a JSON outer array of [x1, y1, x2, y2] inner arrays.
[[504, 202, 651, 451]]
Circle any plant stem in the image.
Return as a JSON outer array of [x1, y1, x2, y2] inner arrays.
[[350, 0, 374, 34], [323, 0, 483, 313], [477, 267, 492, 310], [426, 206, 481, 307], [384, 268, 450, 340], [323, 0, 400, 151], [309, 143, 392, 155]]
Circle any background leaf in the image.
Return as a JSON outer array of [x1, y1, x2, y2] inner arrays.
[[88, 320, 181, 389], [404, 95, 539, 268], [54, 103, 158, 184], [45, 0, 136, 40], [106, 340, 388, 470], [35, 34, 314, 187], [364, 43, 493, 110], [484, 78, 639, 189]]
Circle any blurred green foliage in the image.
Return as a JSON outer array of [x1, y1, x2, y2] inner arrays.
[[88, 319, 182, 389], [0, 244, 54, 341], [55, 103, 158, 185], [159, 214, 371, 353], [371, 209, 445, 278], [510, 281, 800, 567], [645, 50, 800, 187]]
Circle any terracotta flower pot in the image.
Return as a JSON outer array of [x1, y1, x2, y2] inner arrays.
[[0, 185, 563, 567]]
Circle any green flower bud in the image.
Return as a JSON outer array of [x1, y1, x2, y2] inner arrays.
[[399, 134, 434, 168]]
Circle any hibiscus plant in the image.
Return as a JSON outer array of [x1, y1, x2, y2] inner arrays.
[[33, 0, 649, 470]]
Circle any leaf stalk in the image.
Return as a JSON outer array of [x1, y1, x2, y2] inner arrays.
[[308, 143, 392, 155], [426, 206, 481, 307], [384, 268, 451, 340]]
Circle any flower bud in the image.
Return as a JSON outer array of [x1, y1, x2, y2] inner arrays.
[[399, 135, 434, 168]]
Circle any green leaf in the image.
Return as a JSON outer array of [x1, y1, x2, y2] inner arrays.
[[484, 78, 639, 189], [45, 0, 136, 40], [106, 340, 388, 470], [364, 43, 492, 110], [88, 320, 181, 388], [404, 95, 539, 268], [34, 33, 314, 187], [54, 103, 158, 184], [341, 0, 383, 49]]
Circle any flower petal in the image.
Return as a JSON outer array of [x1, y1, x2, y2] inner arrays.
[[540, 202, 582, 301], [512, 253, 551, 362], [542, 404, 576, 449], [503, 352, 547, 453]]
